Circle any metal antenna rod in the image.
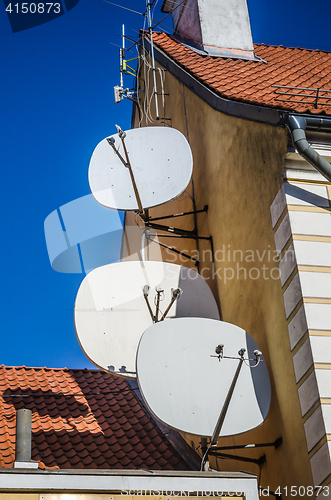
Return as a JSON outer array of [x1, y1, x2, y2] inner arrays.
[[146, 1, 159, 119], [143, 286, 156, 323], [155, 288, 162, 322], [120, 24, 125, 89], [160, 288, 182, 321]]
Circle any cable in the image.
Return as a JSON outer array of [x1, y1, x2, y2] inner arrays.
[[243, 358, 261, 368], [139, 44, 166, 124], [101, 0, 145, 16], [200, 441, 213, 471]]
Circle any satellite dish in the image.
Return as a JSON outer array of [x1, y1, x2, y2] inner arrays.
[[88, 127, 193, 211], [74, 261, 219, 378], [136, 318, 271, 438]]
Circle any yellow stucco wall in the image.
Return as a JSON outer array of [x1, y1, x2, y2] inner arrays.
[[130, 57, 314, 491], [0, 496, 38, 500]]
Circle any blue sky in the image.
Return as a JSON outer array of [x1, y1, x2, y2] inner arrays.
[[1, 0, 331, 370]]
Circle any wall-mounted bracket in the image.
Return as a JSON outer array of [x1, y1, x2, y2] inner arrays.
[[207, 449, 266, 467], [147, 205, 208, 222], [144, 221, 197, 237], [212, 437, 282, 452], [146, 236, 200, 266]]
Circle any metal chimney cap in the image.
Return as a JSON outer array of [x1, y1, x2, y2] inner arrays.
[[161, 0, 257, 60]]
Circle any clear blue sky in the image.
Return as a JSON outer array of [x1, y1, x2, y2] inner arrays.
[[1, 0, 331, 370]]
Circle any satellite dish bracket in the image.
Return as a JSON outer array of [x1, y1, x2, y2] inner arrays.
[[146, 235, 200, 266], [143, 207, 211, 241], [212, 437, 283, 452], [142, 286, 182, 323], [145, 222, 213, 240], [147, 205, 208, 222], [208, 346, 264, 448], [155, 287, 162, 322], [144, 221, 197, 237], [207, 449, 266, 467], [160, 287, 182, 321], [143, 285, 157, 323], [210, 354, 244, 446], [107, 127, 146, 216]]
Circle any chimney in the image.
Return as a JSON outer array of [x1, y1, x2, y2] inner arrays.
[[161, 0, 256, 60], [14, 409, 39, 468]]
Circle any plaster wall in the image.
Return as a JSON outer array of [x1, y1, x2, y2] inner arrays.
[[131, 58, 314, 491]]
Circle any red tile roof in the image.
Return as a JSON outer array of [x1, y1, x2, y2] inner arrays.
[[0, 366, 192, 470], [150, 32, 331, 115]]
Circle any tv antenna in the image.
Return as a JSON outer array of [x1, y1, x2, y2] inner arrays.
[[146, 0, 159, 119], [114, 25, 138, 104]]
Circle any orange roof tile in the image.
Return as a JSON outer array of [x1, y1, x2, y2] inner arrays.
[[0, 366, 193, 470], [150, 32, 331, 116]]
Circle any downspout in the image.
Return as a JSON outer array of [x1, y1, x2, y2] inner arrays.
[[287, 115, 331, 182]]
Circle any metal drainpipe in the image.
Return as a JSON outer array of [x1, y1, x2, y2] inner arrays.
[[15, 409, 32, 462], [287, 115, 331, 182]]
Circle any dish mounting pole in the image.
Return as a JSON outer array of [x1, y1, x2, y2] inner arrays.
[[210, 350, 245, 445], [107, 126, 145, 216]]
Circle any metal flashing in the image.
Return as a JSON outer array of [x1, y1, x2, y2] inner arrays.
[[0, 468, 259, 498], [170, 33, 264, 61]]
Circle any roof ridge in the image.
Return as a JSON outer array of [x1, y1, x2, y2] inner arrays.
[[149, 31, 331, 54], [0, 365, 102, 373], [253, 42, 331, 54]]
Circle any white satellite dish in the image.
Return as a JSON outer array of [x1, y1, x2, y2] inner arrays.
[[88, 127, 193, 211], [74, 261, 219, 378], [136, 318, 271, 438]]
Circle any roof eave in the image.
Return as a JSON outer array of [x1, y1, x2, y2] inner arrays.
[[140, 35, 290, 127]]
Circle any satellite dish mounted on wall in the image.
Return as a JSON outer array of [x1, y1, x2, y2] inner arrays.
[[136, 318, 271, 438], [74, 261, 219, 378], [88, 126, 193, 213]]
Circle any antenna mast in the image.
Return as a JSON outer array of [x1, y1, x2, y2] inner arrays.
[[114, 24, 136, 104], [120, 24, 124, 89], [146, 1, 159, 120]]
